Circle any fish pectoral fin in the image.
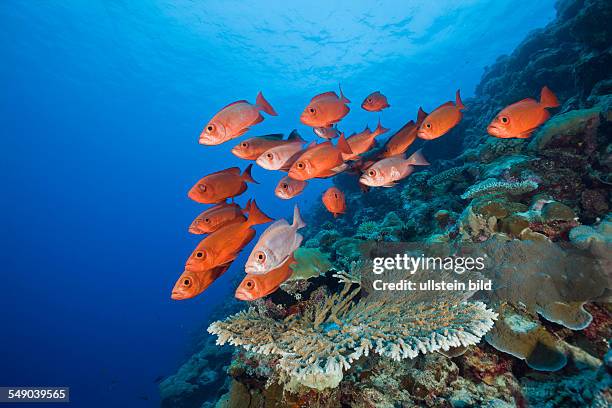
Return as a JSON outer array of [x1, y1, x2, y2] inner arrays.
[[389, 166, 401, 179], [516, 127, 538, 138]]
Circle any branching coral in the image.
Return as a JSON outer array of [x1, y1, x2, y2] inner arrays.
[[208, 284, 497, 391], [461, 178, 539, 200]]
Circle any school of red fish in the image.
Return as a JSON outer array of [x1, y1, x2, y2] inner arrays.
[[172, 86, 559, 301]]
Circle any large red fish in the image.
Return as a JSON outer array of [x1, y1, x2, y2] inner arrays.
[[199, 92, 277, 145], [380, 107, 427, 158], [171, 264, 230, 300], [235, 255, 295, 301], [487, 86, 559, 139], [322, 187, 346, 217], [361, 91, 390, 112], [417, 90, 465, 140], [188, 164, 257, 204], [288, 135, 353, 181], [300, 86, 350, 127], [342, 119, 389, 161], [189, 202, 246, 235], [184, 200, 273, 273]]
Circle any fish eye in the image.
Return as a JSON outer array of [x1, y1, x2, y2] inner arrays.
[[266, 153, 273, 159], [241, 142, 248, 148], [198, 185, 207, 192], [204, 218, 210, 223], [500, 116, 509, 124], [282, 183, 288, 189], [308, 107, 316, 114], [206, 124, 214, 132], [367, 97, 372, 103], [297, 162, 305, 169], [425, 123, 432, 129], [256, 252, 266, 262], [368, 169, 376, 177], [195, 251, 204, 258], [183, 278, 191, 287], [334, 193, 338, 198], [245, 280, 255, 289]]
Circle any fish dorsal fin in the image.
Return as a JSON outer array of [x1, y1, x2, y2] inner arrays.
[[287, 130, 305, 143], [208, 167, 241, 176], [394, 120, 415, 135], [417, 107, 428, 125], [516, 97, 537, 104], [312, 91, 338, 102], [260, 133, 284, 140], [220, 100, 249, 110]]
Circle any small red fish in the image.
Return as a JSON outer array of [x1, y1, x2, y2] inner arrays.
[[235, 255, 295, 301], [360, 149, 429, 187], [417, 90, 465, 140], [188, 164, 257, 204], [380, 107, 427, 158], [171, 264, 230, 300], [189, 202, 246, 234], [275, 176, 307, 199], [199, 92, 277, 145], [487, 86, 559, 139], [313, 125, 340, 140], [322, 187, 346, 217], [288, 135, 353, 180], [361, 91, 390, 112], [342, 119, 389, 161], [230, 134, 285, 160], [300, 85, 350, 127], [184, 200, 273, 273]]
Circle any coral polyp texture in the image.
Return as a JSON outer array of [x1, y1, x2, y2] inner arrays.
[[460, 178, 539, 200], [209, 284, 497, 390]]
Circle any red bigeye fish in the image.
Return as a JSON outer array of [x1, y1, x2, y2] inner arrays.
[[230, 134, 284, 160], [184, 200, 273, 273], [189, 202, 246, 235], [300, 85, 350, 127], [256, 138, 307, 171], [361, 91, 390, 112], [322, 187, 346, 217], [235, 255, 295, 301], [360, 149, 429, 187], [288, 135, 353, 180], [245, 205, 305, 274], [487, 86, 559, 139], [188, 164, 257, 204], [342, 119, 389, 161], [313, 125, 340, 140], [199, 92, 277, 145], [380, 107, 427, 158], [275, 176, 307, 199], [417, 90, 465, 140], [171, 264, 230, 300]]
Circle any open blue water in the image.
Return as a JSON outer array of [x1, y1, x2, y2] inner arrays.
[[1, 1, 555, 406]]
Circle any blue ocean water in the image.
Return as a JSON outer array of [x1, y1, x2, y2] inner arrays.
[[0, 1, 555, 406]]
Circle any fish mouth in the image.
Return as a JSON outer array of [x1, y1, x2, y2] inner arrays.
[[171, 291, 184, 300], [188, 225, 203, 234], [416, 129, 430, 139], [235, 288, 254, 301], [486, 124, 501, 136]]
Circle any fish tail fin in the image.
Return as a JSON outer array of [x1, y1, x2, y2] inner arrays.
[[417, 106, 428, 125], [242, 198, 252, 215], [287, 129, 305, 143], [339, 84, 350, 104], [242, 163, 258, 184], [373, 118, 389, 137], [337, 132, 353, 155], [256, 91, 277, 116], [406, 149, 430, 166], [247, 200, 273, 226], [539, 86, 559, 109], [455, 89, 465, 110], [292, 204, 306, 230]]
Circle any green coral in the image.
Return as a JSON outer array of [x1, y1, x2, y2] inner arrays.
[[461, 178, 539, 200]]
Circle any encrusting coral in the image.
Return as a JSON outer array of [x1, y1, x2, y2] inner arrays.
[[208, 283, 497, 391], [460, 178, 539, 200]]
